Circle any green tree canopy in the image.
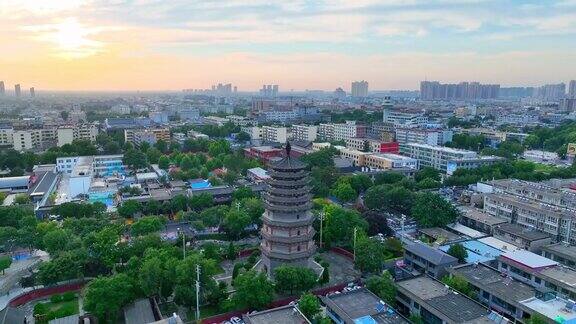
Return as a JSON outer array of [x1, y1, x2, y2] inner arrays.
[[411, 192, 460, 228]]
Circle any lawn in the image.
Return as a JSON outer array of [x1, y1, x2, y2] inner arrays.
[[34, 293, 80, 324]]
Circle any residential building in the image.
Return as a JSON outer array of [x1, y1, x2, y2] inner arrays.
[[533, 83, 566, 101], [203, 116, 228, 126], [333, 121, 367, 141], [149, 111, 169, 124], [262, 126, 287, 143], [29, 87, 35, 97], [403, 241, 458, 278], [226, 115, 254, 127], [382, 108, 427, 128], [0, 126, 13, 146], [111, 104, 131, 115], [104, 117, 152, 130], [447, 263, 536, 321], [395, 127, 453, 146], [124, 128, 170, 145], [351, 80, 368, 97], [420, 81, 500, 100], [0, 81, 4, 95], [458, 207, 508, 235], [57, 154, 124, 177], [493, 223, 553, 253], [13, 130, 40, 151], [179, 109, 200, 121], [322, 288, 410, 324], [14, 84, 21, 97], [337, 147, 371, 167], [569, 80, 576, 98], [318, 123, 335, 141], [497, 250, 576, 300], [400, 143, 502, 173], [363, 153, 418, 170], [56, 127, 74, 147], [542, 243, 576, 268], [345, 137, 399, 153], [241, 126, 263, 140], [395, 276, 493, 323], [259, 84, 279, 97], [368, 122, 395, 141], [290, 125, 317, 142]]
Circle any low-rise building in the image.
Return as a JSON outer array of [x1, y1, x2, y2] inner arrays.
[[322, 288, 410, 324], [395, 276, 493, 323], [345, 137, 399, 153], [124, 128, 170, 146], [261, 126, 287, 143], [403, 241, 458, 278], [240, 126, 263, 140], [458, 206, 508, 235], [363, 153, 418, 171], [541, 243, 576, 268], [290, 124, 317, 142], [395, 128, 453, 146], [243, 304, 310, 324], [493, 223, 552, 253]]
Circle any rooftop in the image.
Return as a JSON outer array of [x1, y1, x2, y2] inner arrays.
[[369, 153, 416, 162], [440, 240, 504, 264], [494, 223, 551, 241], [418, 227, 461, 243], [543, 243, 576, 262], [459, 207, 508, 226], [446, 223, 487, 239], [477, 237, 520, 253], [449, 263, 535, 304], [405, 241, 458, 265], [396, 277, 490, 323], [520, 296, 576, 323], [243, 305, 310, 324], [322, 288, 409, 324], [539, 266, 576, 288], [124, 299, 156, 324], [500, 250, 558, 270], [404, 143, 477, 155]]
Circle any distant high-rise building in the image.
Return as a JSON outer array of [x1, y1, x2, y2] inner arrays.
[[569, 80, 576, 99], [420, 81, 499, 100], [30, 87, 35, 98], [351, 80, 369, 97], [260, 84, 279, 97], [533, 83, 566, 101], [333, 87, 346, 99], [233, 86, 237, 93], [0, 81, 4, 95], [14, 84, 21, 97]]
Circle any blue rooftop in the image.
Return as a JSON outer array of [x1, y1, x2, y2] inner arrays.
[[190, 179, 212, 190], [440, 240, 504, 263], [354, 316, 377, 324]]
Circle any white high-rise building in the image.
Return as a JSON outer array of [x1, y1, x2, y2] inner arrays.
[[351, 81, 368, 97], [569, 80, 576, 99]]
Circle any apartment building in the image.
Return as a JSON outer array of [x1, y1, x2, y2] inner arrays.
[[367, 122, 395, 142], [403, 241, 458, 278], [12, 128, 55, 151], [363, 153, 418, 170], [542, 243, 576, 268], [0, 126, 13, 146], [333, 121, 367, 141], [226, 115, 254, 126], [336, 147, 371, 167], [394, 127, 453, 146], [382, 108, 428, 128], [318, 123, 335, 141], [261, 126, 287, 143], [345, 137, 399, 153], [400, 143, 502, 173], [290, 124, 317, 142], [57, 154, 124, 176], [124, 128, 170, 146], [240, 126, 263, 140]]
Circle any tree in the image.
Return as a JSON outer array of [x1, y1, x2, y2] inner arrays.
[[131, 216, 165, 236], [158, 155, 171, 170], [236, 131, 251, 142], [123, 148, 148, 170], [233, 270, 274, 310], [348, 174, 373, 193], [355, 234, 389, 273], [361, 211, 392, 237], [0, 256, 12, 275], [222, 209, 251, 239], [14, 194, 31, 205], [146, 147, 162, 164], [411, 192, 460, 228], [415, 167, 441, 182], [364, 185, 414, 215], [84, 273, 136, 322], [189, 193, 214, 211], [366, 271, 396, 306], [322, 205, 368, 248], [139, 257, 165, 298], [447, 243, 468, 263], [298, 293, 320, 319], [274, 265, 317, 295], [155, 140, 168, 153], [233, 187, 255, 201], [526, 314, 549, 324], [43, 229, 70, 255], [117, 200, 142, 218], [60, 111, 69, 121], [330, 182, 356, 202]]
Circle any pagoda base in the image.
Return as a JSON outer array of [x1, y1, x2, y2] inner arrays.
[[253, 256, 324, 279]]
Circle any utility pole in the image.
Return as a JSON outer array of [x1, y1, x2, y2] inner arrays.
[[319, 211, 325, 249], [353, 227, 358, 261], [196, 264, 201, 321]]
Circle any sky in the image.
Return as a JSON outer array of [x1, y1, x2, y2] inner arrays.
[[1, 0, 576, 92]]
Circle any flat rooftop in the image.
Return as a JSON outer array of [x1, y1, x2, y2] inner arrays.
[[404, 242, 458, 265], [494, 223, 551, 241], [418, 227, 461, 243], [370, 153, 416, 161], [459, 207, 508, 226], [520, 297, 576, 322], [542, 243, 576, 261], [440, 240, 504, 263], [500, 250, 558, 270], [539, 266, 576, 288], [322, 288, 409, 324], [243, 305, 309, 324], [124, 299, 156, 324], [477, 236, 521, 253], [397, 277, 490, 323], [446, 223, 487, 239], [404, 143, 477, 155], [449, 264, 535, 304]]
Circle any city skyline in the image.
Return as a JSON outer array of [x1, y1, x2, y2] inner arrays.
[[1, 0, 576, 91]]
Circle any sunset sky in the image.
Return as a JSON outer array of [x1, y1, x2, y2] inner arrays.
[[1, 0, 576, 91]]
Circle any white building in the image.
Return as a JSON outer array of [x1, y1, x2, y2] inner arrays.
[[179, 109, 200, 121], [241, 126, 263, 140], [262, 126, 287, 143], [400, 143, 502, 173], [57, 127, 75, 147], [395, 128, 453, 146], [227, 115, 255, 126], [363, 153, 419, 170], [383, 108, 428, 128], [0, 126, 14, 146], [13, 130, 39, 151], [318, 123, 335, 141], [291, 125, 317, 142], [351, 80, 369, 97], [333, 121, 366, 141]]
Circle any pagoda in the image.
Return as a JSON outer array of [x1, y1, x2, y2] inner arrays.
[[260, 142, 317, 276]]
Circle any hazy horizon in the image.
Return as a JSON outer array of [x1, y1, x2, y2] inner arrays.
[[1, 0, 576, 92]]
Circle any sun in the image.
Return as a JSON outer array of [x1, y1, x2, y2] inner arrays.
[[47, 18, 103, 59]]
